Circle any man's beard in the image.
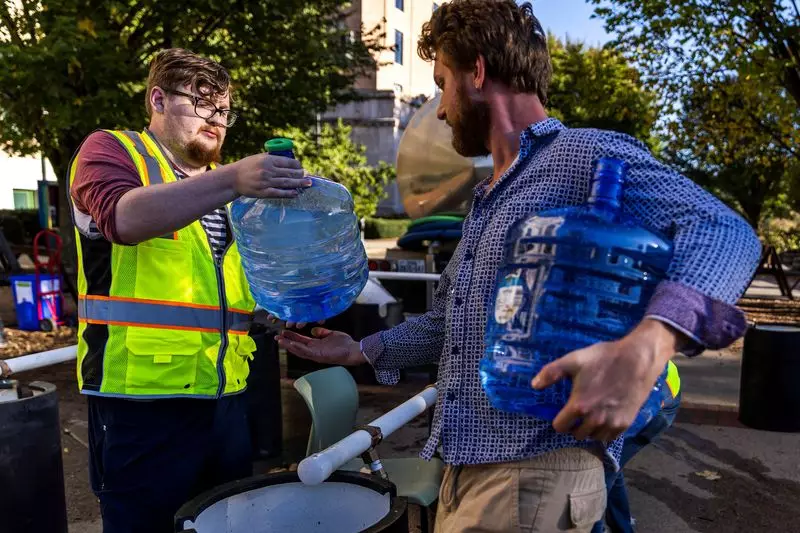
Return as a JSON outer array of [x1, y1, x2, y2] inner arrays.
[[186, 138, 222, 167], [163, 121, 223, 168], [450, 88, 491, 158]]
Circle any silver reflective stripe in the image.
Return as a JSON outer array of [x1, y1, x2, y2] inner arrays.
[[120, 131, 164, 185], [79, 298, 252, 332], [227, 310, 252, 333]]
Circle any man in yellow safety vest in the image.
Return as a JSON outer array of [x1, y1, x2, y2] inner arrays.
[[67, 48, 310, 532]]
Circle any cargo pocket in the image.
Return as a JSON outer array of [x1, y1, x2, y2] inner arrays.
[[568, 487, 606, 529], [133, 238, 193, 302], [124, 327, 202, 393]]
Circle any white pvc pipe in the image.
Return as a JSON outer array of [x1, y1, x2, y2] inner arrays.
[[2, 345, 77, 376], [298, 386, 438, 486], [368, 271, 441, 282]]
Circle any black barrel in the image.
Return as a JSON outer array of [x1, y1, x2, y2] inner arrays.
[[739, 323, 800, 432], [0, 380, 68, 532], [174, 470, 408, 533]]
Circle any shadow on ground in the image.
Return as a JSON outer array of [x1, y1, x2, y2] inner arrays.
[[628, 425, 800, 532]]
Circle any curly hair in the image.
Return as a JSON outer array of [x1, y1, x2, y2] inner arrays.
[[145, 48, 233, 116], [418, 0, 552, 104]]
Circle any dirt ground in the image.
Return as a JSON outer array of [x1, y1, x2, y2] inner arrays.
[[0, 326, 76, 358]]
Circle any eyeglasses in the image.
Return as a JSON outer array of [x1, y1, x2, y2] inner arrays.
[[166, 89, 239, 127]]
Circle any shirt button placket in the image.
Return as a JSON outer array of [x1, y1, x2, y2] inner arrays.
[[450, 241, 476, 458]]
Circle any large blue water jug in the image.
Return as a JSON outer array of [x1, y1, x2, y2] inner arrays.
[[229, 138, 369, 323], [480, 158, 674, 425]]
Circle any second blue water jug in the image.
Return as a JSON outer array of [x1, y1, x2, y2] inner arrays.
[[229, 138, 369, 323], [480, 158, 674, 423]]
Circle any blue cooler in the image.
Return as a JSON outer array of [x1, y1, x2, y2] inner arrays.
[[9, 274, 62, 331]]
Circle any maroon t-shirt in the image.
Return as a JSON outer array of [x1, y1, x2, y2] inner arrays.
[[70, 131, 144, 244], [70, 131, 228, 256]]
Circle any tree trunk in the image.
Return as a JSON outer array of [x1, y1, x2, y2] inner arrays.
[[751, 7, 800, 109], [740, 199, 763, 229], [738, 177, 769, 229], [781, 64, 800, 110]]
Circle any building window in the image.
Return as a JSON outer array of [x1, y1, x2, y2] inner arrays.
[[394, 30, 404, 64], [433, 3, 439, 11], [13, 189, 37, 210], [396, 0, 404, 11]]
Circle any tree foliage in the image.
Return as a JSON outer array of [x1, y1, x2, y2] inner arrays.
[[276, 120, 395, 220], [546, 35, 659, 146], [665, 73, 800, 226], [0, 0, 383, 240], [591, 0, 800, 227], [589, 0, 800, 112]]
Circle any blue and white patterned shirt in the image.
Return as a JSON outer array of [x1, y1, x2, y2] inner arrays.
[[362, 119, 762, 466]]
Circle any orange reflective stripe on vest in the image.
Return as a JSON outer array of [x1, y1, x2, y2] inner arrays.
[[78, 295, 252, 334]]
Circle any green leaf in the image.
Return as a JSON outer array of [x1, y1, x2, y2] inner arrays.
[[274, 120, 394, 219]]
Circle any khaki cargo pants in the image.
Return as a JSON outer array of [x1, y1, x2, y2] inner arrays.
[[434, 447, 606, 533]]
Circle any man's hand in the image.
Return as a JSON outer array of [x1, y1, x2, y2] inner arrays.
[[116, 152, 311, 244], [276, 327, 366, 366], [531, 319, 684, 442], [265, 313, 324, 330], [229, 153, 310, 198]]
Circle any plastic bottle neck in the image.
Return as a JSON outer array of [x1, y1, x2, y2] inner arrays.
[[265, 138, 296, 160], [269, 149, 296, 159], [587, 158, 626, 215]]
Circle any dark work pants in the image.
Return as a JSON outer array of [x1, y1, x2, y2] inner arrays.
[[87, 393, 252, 533]]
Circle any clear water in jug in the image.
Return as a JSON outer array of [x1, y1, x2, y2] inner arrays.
[[229, 138, 368, 323]]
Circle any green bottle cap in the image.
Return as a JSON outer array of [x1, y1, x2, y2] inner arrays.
[[264, 138, 294, 153]]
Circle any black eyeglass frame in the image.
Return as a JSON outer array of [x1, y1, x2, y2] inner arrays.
[[165, 89, 239, 127]]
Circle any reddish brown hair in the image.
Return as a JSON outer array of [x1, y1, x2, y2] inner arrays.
[[418, 0, 552, 104], [145, 48, 233, 116]]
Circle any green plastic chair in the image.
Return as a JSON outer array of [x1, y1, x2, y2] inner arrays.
[[293, 366, 444, 510]]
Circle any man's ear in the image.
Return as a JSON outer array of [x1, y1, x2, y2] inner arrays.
[[150, 87, 166, 113], [473, 55, 486, 90]]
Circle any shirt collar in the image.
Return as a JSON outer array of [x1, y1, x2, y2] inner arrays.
[[472, 117, 566, 199], [518, 117, 566, 159]]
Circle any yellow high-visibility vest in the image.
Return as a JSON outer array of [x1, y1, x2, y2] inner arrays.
[[68, 129, 256, 398]]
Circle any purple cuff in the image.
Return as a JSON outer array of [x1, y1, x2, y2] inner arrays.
[[360, 331, 385, 365], [360, 331, 400, 385], [644, 280, 748, 356]]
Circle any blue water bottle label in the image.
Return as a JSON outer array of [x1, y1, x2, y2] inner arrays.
[[494, 270, 524, 324]]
